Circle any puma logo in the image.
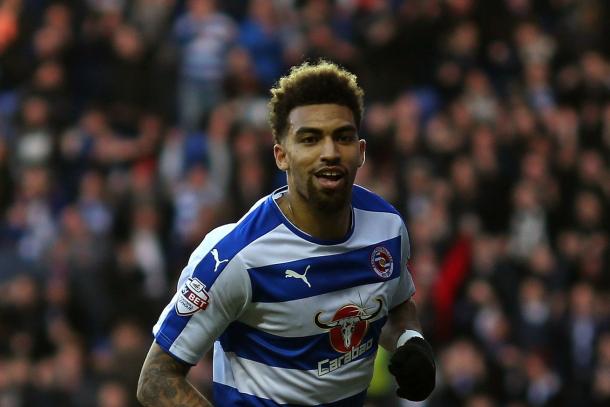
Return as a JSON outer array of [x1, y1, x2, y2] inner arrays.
[[285, 265, 311, 288], [211, 249, 229, 272]]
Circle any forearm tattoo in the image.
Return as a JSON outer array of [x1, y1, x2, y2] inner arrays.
[[138, 344, 212, 407]]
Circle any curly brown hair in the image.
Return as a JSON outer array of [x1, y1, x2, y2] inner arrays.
[[268, 60, 364, 144]]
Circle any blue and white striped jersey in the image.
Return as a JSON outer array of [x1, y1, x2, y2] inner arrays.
[[153, 185, 415, 406]]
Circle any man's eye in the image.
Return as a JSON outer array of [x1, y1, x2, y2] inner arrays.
[[338, 134, 356, 142], [302, 136, 317, 144]]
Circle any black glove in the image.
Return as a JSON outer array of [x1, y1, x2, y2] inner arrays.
[[388, 336, 436, 401]]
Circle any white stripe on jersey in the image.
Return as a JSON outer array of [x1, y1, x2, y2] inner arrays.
[[240, 208, 404, 269], [212, 341, 375, 405], [239, 280, 393, 337]]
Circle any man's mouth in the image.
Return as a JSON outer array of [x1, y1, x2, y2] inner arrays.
[[314, 168, 345, 189]]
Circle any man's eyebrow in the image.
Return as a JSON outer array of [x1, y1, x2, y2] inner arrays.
[[294, 125, 357, 135], [294, 127, 323, 136], [332, 125, 358, 134]]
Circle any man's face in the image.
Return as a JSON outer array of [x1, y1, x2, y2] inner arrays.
[[274, 104, 365, 212]]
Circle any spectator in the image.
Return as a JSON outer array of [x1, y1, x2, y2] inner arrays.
[[172, 0, 237, 130], [238, 0, 286, 88]]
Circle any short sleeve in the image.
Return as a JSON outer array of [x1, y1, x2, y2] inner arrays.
[[152, 232, 251, 365]]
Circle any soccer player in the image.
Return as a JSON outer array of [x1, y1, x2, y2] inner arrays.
[[137, 61, 435, 406]]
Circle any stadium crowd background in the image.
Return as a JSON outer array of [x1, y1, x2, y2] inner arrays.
[[0, 0, 609, 406]]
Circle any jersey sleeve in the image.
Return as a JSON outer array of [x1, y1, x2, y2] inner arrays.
[[152, 228, 251, 365], [390, 222, 415, 310]]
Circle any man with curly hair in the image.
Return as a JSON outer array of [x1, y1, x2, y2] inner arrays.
[[138, 60, 435, 406]]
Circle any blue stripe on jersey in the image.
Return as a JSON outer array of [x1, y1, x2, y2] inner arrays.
[[155, 200, 281, 351], [219, 317, 386, 370], [248, 236, 401, 303], [213, 383, 368, 406], [352, 184, 401, 215]]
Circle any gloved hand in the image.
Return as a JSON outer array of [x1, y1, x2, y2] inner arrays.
[[388, 336, 436, 401]]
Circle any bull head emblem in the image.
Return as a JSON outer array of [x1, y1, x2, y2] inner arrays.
[[314, 298, 383, 350]]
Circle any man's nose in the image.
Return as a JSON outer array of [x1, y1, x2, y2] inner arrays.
[[320, 137, 339, 161]]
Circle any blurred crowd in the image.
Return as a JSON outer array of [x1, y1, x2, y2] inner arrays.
[[0, 0, 609, 406]]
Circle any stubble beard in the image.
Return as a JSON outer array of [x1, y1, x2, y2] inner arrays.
[[305, 177, 351, 213]]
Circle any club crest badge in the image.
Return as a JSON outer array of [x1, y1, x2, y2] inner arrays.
[[370, 246, 393, 278], [175, 277, 210, 316]]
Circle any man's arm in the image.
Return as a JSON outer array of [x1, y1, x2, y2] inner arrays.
[[379, 297, 422, 352], [137, 342, 213, 407], [379, 297, 436, 401]]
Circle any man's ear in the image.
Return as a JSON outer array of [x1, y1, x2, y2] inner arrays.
[[358, 139, 366, 167], [274, 143, 288, 171]]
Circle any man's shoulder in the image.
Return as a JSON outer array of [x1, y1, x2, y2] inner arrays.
[[193, 193, 281, 256], [352, 185, 402, 217], [182, 194, 282, 284]]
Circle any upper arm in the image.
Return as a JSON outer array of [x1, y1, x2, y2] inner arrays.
[[381, 223, 419, 351], [388, 223, 415, 309], [379, 297, 422, 352], [137, 342, 212, 407], [140, 342, 190, 379], [137, 342, 190, 400]]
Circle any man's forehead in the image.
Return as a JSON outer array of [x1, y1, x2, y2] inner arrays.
[[287, 104, 356, 129]]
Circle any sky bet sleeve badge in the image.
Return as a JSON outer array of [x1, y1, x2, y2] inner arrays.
[[175, 277, 210, 316]]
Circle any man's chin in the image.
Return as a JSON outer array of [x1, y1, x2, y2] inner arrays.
[[312, 189, 350, 212]]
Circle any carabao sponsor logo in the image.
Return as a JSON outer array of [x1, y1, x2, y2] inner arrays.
[[314, 298, 383, 375], [317, 338, 374, 376]]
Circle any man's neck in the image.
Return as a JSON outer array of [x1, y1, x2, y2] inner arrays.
[[278, 194, 351, 241]]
